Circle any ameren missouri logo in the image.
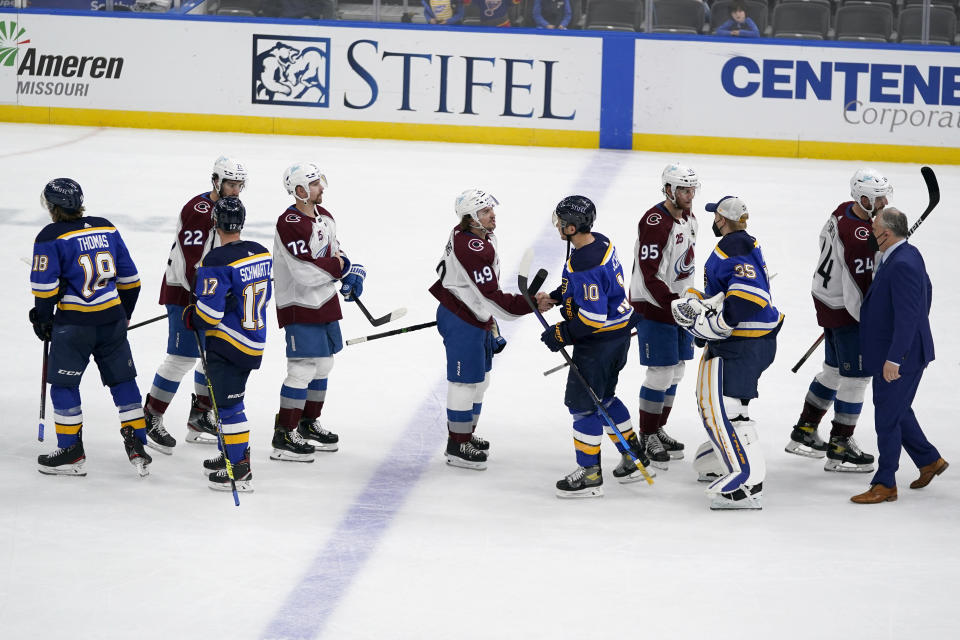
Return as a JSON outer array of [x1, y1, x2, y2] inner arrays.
[[1, 21, 125, 97]]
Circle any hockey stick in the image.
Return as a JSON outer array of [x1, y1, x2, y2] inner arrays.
[[518, 249, 653, 485], [346, 321, 437, 346], [791, 166, 940, 373], [128, 312, 168, 331], [351, 297, 407, 327], [193, 329, 240, 507], [38, 339, 49, 442]]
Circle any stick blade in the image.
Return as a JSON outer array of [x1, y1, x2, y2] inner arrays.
[[368, 307, 407, 327], [921, 166, 939, 212]]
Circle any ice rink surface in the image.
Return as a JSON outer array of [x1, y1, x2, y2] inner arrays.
[[1, 123, 958, 639]]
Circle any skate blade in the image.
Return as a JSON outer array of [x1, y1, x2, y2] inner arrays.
[[145, 441, 174, 455], [445, 454, 487, 471], [210, 480, 253, 492], [667, 451, 684, 460], [650, 460, 670, 471], [131, 459, 150, 478], [784, 441, 826, 459], [556, 486, 604, 499], [38, 463, 87, 476], [824, 461, 875, 473], [269, 449, 315, 463], [710, 496, 762, 510], [615, 471, 648, 484], [304, 440, 339, 452], [185, 431, 218, 445], [697, 472, 721, 483]]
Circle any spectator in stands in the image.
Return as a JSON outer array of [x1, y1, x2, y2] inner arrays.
[[276, 0, 336, 20], [464, 0, 521, 26], [715, 2, 759, 37], [424, 0, 464, 24], [533, 0, 573, 29]]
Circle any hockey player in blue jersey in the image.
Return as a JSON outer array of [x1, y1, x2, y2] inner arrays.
[[183, 197, 272, 492], [29, 178, 152, 477], [539, 195, 653, 498], [671, 196, 783, 510]]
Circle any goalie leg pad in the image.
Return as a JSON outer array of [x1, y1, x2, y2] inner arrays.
[[696, 355, 758, 495], [694, 440, 725, 482]]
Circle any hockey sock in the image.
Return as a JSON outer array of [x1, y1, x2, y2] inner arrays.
[[830, 376, 869, 437], [660, 384, 678, 427], [50, 385, 82, 448], [639, 366, 673, 435], [602, 397, 634, 454], [278, 384, 307, 430], [193, 369, 210, 404], [148, 354, 196, 413], [110, 380, 147, 444], [302, 378, 327, 421], [800, 366, 840, 424], [447, 381, 475, 443], [572, 409, 603, 467], [470, 374, 490, 432], [220, 403, 250, 464]]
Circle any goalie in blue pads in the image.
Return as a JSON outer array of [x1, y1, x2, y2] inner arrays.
[[671, 196, 783, 510]]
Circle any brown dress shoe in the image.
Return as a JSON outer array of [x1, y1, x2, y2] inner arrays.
[[851, 484, 898, 504], [910, 458, 949, 489]]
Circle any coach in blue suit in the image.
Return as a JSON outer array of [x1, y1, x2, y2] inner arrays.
[[852, 207, 947, 504]]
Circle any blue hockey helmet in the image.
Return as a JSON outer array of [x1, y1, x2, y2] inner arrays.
[[213, 196, 246, 233], [41, 178, 84, 213], [553, 195, 596, 234]]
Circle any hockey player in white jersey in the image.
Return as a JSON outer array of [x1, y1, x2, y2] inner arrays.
[[785, 169, 891, 473], [429, 189, 536, 470], [629, 162, 700, 469]]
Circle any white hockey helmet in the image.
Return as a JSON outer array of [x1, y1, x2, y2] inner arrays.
[[850, 168, 892, 216], [212, 156, 247, 192], [661, 162, 700, 204], [283, 162, 328, 203], [454, 188, 499, 222]]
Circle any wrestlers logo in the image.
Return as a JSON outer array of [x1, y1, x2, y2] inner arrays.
[[0, 21, 29, 67], [252, 35, 330, 108]]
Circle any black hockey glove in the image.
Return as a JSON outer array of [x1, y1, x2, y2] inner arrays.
[[540, 322, 571, 352], [29, 308, 53, 342]]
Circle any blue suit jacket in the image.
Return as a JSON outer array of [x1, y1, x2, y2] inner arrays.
[[859, 241, 934, 376]]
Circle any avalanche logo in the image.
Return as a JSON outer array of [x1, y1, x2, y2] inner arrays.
[[0, 21, 29, 67], [647, 213, 662, 226], [468, 238, 485, 252], [855, 227, 870, 240], [673, 245, 695, 281], [252, 35, 330, 108], [194, 201, 211, 214]]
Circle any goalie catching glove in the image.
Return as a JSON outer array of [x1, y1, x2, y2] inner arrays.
[[670, 292, 732, 342]]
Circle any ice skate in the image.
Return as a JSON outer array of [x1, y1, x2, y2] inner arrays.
[[445, 437, 487, 470], [37, 441, 86, 476], [297, 417, 339, 452], [203, 451, 226, 474], [642, 433, 671, 470], [710, 482, 763, 510], [121, 426, 152, 478], [656, 427, 684, 460], [470, 433, 490, 457], [784, 421, 827, 459], [612, 433, 655, 483], [270, 427, 315, 462], [208, 450, 252, 492], [185, 393, 218, 444], [556, 464, 603, 498], [144, 403, 176, 455], [824, 436, 875, 473]]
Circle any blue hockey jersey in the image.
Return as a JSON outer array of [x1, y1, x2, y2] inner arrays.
[[551, 232, 634, 343], [30, 216, 140, 326], [193, 241, 273, 369], [703, 230, 783, 338]]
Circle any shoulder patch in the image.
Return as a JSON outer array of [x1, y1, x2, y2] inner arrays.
[[194, 201, 211, 214], [646, 213, 663, 226], [285, 213, 302, 223], [467, 238, 485, 252]]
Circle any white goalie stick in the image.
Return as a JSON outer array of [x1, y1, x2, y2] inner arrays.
[[791, 165, 940, 373], [518, 249, 654, 485]]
